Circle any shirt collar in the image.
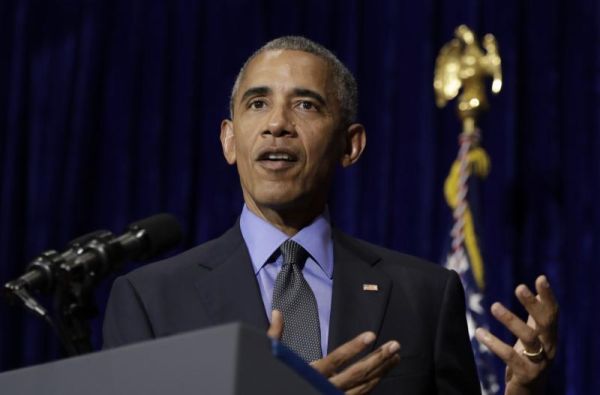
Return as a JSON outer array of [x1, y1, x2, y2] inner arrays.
[[239, 205, 333, 278]]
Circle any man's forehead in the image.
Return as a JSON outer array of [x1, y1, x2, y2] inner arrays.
[[238, 49, 332, 93]]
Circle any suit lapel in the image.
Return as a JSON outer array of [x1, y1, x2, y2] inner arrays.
[[193, 225, 269, 331], [189, 225, 393, 351], [328, 230, 392, 353]]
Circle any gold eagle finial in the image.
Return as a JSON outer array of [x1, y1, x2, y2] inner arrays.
[[434, 25, 502, 133]]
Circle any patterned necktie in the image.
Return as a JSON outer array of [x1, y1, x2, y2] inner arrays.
[[271, 239, 322, 362]]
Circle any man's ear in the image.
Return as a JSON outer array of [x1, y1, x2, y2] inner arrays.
[[220, 119, 236, 165], [340, 123, 366, 167]]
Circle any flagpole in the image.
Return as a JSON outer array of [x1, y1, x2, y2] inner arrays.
[[434, 24, 503, 395], [434, 24, 502, 289]]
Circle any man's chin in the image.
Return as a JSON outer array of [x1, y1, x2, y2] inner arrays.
[[255, 195, 304, 211], [242, 182, 327, 216], [252, 192, 322, 214]]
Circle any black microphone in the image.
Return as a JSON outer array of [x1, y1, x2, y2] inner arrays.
[[4, 213, 182, 293], [3, 213, 182, 354], [4, 230, 111, 294], [59, 213, 183, 282]]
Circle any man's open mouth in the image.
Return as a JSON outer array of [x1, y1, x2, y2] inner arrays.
[[256, 148, 299, 170], [257, 149, 299, 162]]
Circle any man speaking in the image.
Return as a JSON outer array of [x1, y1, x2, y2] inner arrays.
[[103, 36, 557, 394]]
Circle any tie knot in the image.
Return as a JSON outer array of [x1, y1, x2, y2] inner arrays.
[[280, 239, 308, 267]]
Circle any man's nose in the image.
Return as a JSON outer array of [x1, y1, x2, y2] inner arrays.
[[264, 106, 295, 137]]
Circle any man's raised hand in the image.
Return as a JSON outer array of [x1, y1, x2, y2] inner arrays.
[[475, 275, 558, 395], [311, 332, 400, 395], [267, 310, 400, 394]]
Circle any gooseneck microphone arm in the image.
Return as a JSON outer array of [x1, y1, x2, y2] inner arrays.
[[4, 230, 112, 295], [3, 213, 183, 356]]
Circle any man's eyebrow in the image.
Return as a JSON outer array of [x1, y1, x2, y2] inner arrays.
[[293, 88, 327, 106], [239, 86, 271, 104]]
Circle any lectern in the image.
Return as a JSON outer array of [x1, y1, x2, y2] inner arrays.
[[0, 322, 341, 394]]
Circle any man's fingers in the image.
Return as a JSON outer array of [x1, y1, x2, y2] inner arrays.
[[514, 276, 558, 359], [351, 351, 400, 384], [515, 284, 542, 320], [344, 376, 383, 395], [535, 275, 557, 306], [311, 333, 400, 394], [267, 309, 283, 340], [515, 277, 558, 333], [490, 302, 540, 351], [481, 276, 558, 389], [311, 332, 376, 377], [475, 328, 528, 371], [329, 342, 400, 390], [534, 275, 559, 330]]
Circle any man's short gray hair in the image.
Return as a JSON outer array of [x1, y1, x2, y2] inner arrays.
[[229, 36, 358, 127]]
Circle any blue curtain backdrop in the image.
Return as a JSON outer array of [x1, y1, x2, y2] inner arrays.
[[0, 0, 598, 393]]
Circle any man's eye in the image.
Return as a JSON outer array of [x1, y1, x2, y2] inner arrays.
[[298, 101, 317, 111], [249, 100, 266, 109]]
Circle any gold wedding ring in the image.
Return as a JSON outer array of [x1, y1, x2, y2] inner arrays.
[[522, 344, 544, 362]]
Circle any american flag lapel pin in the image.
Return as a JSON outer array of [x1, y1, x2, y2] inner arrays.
[[362, 283, 379, 292]]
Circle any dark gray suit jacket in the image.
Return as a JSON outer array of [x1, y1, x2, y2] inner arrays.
[[103, 224, 481, 394]]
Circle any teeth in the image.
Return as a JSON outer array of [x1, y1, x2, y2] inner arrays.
[[267, 153, 293, 161]]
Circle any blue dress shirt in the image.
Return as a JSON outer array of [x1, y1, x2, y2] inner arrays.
[[239, 205, 334, 356]]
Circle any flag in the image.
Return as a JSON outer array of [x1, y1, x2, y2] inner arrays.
[[443, 131, 500, 395]]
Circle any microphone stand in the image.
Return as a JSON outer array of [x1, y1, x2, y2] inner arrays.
[[53, 233, 119, 355], [6, 267, 105, 357], [4, 233, 113, 357], [3, 213, 182, 358], [54, 278, 96, 355], [4, 283, 76, 355], [5, 270, 97, 356]]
